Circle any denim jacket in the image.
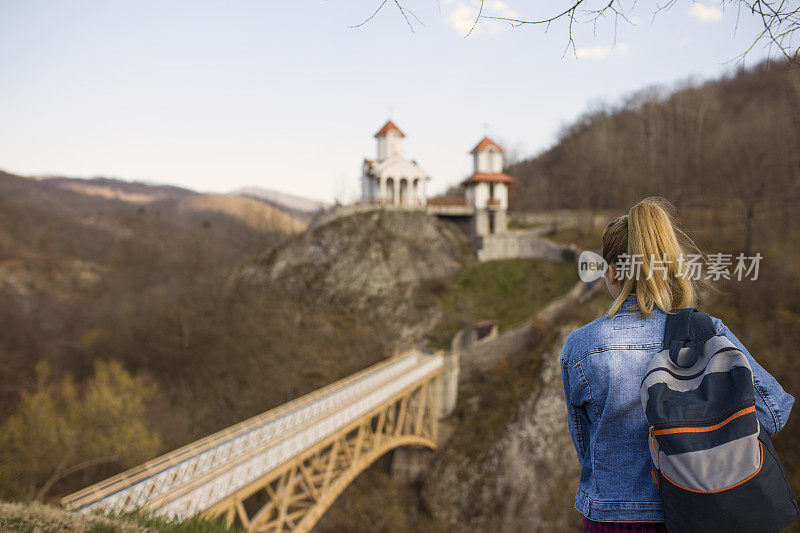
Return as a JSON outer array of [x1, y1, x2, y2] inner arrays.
[[560, 294, 795, 522]]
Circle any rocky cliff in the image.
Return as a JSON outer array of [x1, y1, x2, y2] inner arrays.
[[422, 325, 582, 532], [236, 210, 473, 346]]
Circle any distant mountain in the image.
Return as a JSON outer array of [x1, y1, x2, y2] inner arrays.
[[43, 176, 195, 203], [231, 187, 328, 223], [16, 176, 326, 225], [22, 175, 308, 232], [0, 168, 302, 415]]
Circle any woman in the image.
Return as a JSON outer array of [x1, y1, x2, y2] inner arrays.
[[560, 197, 795, 532]]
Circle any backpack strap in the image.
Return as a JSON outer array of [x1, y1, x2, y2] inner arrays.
[[664, 308, 716, 368]]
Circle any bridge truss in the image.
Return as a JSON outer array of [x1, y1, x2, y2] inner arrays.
[[205, 374, 439, 532]]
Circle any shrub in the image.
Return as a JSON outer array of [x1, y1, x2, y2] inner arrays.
[[0, 360, 161, 501]]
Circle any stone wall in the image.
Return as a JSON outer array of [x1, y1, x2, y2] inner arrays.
[[509, 209, 616, 229], [476, 232, 574, 262]]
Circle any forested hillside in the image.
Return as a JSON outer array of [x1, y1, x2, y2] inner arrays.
[[509, 60, 800, 254], [0, 172, 359, 501]]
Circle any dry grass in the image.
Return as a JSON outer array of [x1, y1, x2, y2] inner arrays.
[[0, 501, 150, 532], [0, 502, 244, 532]]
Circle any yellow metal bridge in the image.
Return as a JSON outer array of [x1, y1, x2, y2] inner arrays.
[[61, 350, 444, 532]]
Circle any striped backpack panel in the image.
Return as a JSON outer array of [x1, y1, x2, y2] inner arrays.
[[640, 308, 798, 532]]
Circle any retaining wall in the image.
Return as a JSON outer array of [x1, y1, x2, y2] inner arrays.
[[476, 232, 574, 262]]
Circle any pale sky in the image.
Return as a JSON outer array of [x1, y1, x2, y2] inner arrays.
[[0, 1, 775, 204]]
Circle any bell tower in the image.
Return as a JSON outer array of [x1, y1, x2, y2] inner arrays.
[[471, 136, 504, 174], [462, 136, 515, 237], [374, 120, 405, 161]]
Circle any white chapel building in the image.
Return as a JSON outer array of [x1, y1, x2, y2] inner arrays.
[[361, 120, 430, 206], [461, 136, 515, 235], [356, 121, 516, 238]]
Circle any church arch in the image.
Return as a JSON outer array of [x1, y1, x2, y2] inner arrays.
[[399, 178, 409, 205], [386, 177, 395, 204]]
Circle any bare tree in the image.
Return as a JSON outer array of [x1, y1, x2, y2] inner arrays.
[[352, 0, 800, 61]]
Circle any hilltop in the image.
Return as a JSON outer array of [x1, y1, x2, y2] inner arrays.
[[240, 210, 469, 300], [237, 210, 473, 347]]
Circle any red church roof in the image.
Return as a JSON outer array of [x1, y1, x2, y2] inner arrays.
[[461, 172, 516, 186], [374, 120, 405, 138], [470, 137, 505, 154]]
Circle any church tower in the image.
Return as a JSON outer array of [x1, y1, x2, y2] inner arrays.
[[375, 120, 405, 160], [462, 136, 515, 236], [472, 137, 504, 173]]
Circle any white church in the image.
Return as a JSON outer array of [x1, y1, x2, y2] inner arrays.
[[360, 120, 515, 237], [361, 120, 430, 206]]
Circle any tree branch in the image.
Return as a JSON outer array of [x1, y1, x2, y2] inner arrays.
[[35, 453, 121, 501], [352, 0, 799, 62], [466, 0, 485, 37], [350, 0, 389, 29]]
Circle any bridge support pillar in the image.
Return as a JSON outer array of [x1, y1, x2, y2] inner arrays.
[[391, 350, 458, 485], [437, 350, 459, 419], [391, 446, 436, 484]]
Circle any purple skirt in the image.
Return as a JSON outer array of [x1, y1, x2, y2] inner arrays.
[[583, 516, 667, 532]]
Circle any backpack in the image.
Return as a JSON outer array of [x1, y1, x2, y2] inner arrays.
[[640, 307, 798, 532]]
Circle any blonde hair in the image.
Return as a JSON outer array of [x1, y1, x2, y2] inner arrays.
[[602, 197, 701, 318]]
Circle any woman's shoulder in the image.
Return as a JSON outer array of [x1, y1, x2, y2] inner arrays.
[[707, 314, 727, 335], [561, 315, 607, 364]]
